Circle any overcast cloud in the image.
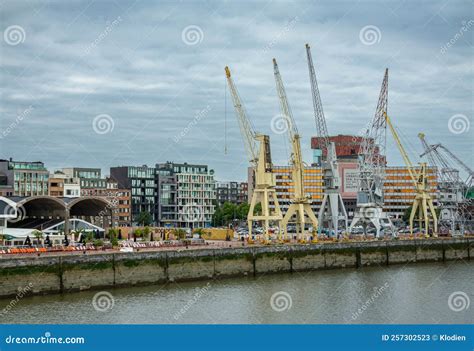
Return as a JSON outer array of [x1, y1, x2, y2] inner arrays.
[[0, 0, 472, 181]]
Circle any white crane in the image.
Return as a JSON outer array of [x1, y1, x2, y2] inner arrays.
[[419, 133, 472, 235], [305, 43, 348, 236], [349, 69, 395, 237]]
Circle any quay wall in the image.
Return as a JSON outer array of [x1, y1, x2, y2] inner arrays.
[[0, 238, 471, 298]]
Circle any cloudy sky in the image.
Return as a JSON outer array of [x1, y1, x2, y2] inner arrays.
[[1, 0, 472, 181]]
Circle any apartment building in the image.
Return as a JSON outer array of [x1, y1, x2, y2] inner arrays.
[[216, 181, 248, 206], [61, 167, 107, 194], [48, 170, 81, 197], [156, 162, 216, 229], [110, 165, 157, 225], [0, 158, 49, 196]]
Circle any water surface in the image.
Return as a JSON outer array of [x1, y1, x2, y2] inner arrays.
[[1, 261, 472, 324]]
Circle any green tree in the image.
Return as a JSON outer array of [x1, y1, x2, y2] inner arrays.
[[137, 211, 153, 226], [402, 205, 413, 223], [134, 228, 143, 238], [32, 230, 43, 244], [193, 228, 205, 238], [173, 228, 187, 240], [111, 236, 119, 247], [237, 203, 250, 220], [85, 231, 95, 244], [253, 202, 262, 216], [107, 228, 118, 240], [142, 226, 151, 241], [212, 202, 262, 227], [93, 239, 104, 247]]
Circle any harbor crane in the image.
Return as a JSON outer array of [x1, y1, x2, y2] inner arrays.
[[225, 66, 283, 239], [272, 58, 319, 240], [305, 43, 348, 236], [349, 69, 394, 237], [418, 133, 472, 235], [385, 112, 438, 236]]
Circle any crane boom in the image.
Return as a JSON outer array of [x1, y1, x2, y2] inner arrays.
[[418, 132, 469, 235], [305, 44, 330, 154], [305, 43, 347, 235], [272, 58, 304, 198], [224, 66, 283, 240], [419, 134, 459, 184], [225, 67, 258, 164], [384, 112, 417, 184], [438, 145, 473, 180], [384, 111, 437, 236], [359, 68, 389, 204], [419, 133, 442, 176], [273, 58, 318, 241], [272, 59, 299, 140], [349, 69, 394, 238]]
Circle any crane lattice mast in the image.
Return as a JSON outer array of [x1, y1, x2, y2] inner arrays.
[[273, 58, 318, 241], [419, 133, 471, 235], [349, 69, 394, 237], [305, 43, 348, 236]]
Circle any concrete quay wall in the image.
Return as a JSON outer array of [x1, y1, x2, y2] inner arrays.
[[0, 238, 471, 298]]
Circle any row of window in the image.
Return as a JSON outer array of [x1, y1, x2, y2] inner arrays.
[[127, 167, 156, 178], [131, 188, 154, 196], [131, 179, 155, 187], [14, 172, 49, 181], [81, 180, 107, 188], [76, 170, 101, 179]]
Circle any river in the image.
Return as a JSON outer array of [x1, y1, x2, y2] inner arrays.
[[1, 261, 472, 324]]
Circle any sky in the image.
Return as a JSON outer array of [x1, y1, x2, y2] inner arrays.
[[0, 0, 472, 181]]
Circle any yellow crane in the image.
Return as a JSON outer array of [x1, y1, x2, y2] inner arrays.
[[384, 111, 437, 237], [225, 66, 283, 240], [273, 58, 318, 241]]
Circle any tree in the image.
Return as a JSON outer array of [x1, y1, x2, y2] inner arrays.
[[85, 231, 95, 244], [111, 236, 119, 247], [93, 239, 104, 247], [134, 228, 143, 239], [173, 228, 187, 240], [107, 228, 118, 240], [237, 203, 250, 220], [253, 202, 262, 216], [143, 226, 151, 241], [107, 228, 119, 247], [32, 230, 43, 245], [137, 211, 153, 226], [402, 205, 412, 224], [193, 228, 205, 238], [212, 202, 262, 227]]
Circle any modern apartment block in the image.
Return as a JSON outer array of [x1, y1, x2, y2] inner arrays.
[[216, 181, 248, 206], [110, 162, 216, 228], [48, 170, 81, 197], [156, 162, 216, 229], [61, 167, 107, 193], [0, 158, 49, 196], [110, 165, 157, 225]]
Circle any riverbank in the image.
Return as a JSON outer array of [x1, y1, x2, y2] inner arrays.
[[0, 238, 471, 298]]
